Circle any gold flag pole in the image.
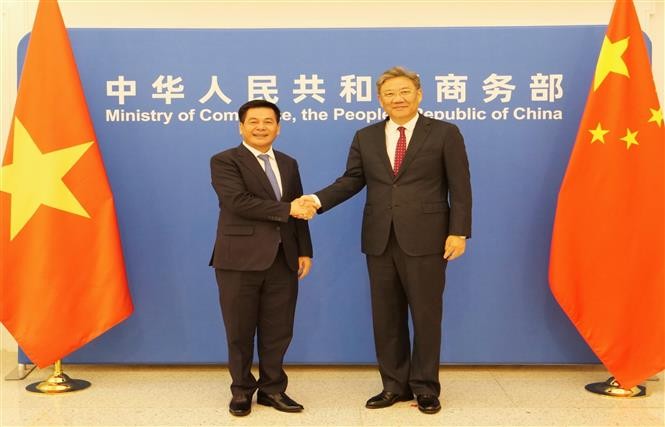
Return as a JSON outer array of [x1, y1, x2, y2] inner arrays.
[[25, 360, 91, 394], [585, 377, 646, 398]]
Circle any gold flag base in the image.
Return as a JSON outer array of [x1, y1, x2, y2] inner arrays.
[[25, 360, 91, 394], [585, 377, 646, 398]]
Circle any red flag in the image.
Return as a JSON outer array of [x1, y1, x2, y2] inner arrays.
[[549, 0, 664, 388], [0, 0, 133, 367]]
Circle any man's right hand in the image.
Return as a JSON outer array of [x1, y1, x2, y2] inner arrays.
[[299, 195, 322, 209], [290, 197, 317, 220]]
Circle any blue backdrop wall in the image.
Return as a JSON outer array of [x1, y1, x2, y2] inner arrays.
[[18, 26, 622, 364]]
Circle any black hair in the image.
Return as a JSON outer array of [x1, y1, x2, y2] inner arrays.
[[238, 99, 281, 123]]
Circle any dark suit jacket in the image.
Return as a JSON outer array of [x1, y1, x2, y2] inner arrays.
[[210, 144, 313, 272], [316, 115, 471, 256]]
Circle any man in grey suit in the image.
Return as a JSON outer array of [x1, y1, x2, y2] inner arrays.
[[301, 66, 472, 414], [210, 100, 315, 417]]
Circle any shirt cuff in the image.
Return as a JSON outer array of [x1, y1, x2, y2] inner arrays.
[[308, 194, 322, 209]]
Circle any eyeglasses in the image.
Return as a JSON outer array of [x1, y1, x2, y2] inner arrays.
[[381, 89, 415, 100]]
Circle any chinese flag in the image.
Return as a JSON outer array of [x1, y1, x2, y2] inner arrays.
[[549, 0, 664, 388], [0, 0, 133, 367]]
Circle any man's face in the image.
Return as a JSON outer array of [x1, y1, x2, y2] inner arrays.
[[378, 76, 423, 124], [239, 107, 280, 152]]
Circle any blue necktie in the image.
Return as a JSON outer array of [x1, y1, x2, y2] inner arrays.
[[258, 154, 281, 200]]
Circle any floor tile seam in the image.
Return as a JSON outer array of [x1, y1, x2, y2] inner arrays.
[[488, 370, 518, 408]]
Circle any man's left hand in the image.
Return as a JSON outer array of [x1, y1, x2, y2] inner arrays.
[[298, 256, 312, 279], [443, 235, 466, 261]]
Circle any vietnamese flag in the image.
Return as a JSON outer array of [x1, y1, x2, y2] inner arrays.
[[549, 0, 664, 388], [0, 0, 133, 367]]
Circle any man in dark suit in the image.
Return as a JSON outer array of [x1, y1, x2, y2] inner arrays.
[[210, 99, 315, 417], [301, 66, 472, 414]]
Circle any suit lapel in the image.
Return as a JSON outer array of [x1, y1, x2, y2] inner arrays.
[[395, 115, 431, 181], [237, 144, 280, 200], [369, 120, 394, 178], [274, 151, 290, 201]]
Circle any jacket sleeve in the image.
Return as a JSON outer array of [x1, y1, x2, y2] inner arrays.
[[293, 162, 314, 257], [443, 124, 472, 238], [315, 132, 367, 212], [211, 153, 291, 223]]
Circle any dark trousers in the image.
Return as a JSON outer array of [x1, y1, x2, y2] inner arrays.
[[215, 248, 298, 397], [366, 227, 447, 396]]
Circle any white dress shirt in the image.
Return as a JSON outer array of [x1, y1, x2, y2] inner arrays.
[[385, 114, 418, 169], [242, 141, 283, 196]]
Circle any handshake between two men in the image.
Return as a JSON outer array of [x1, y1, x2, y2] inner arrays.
[[289, 195, 320, 220]]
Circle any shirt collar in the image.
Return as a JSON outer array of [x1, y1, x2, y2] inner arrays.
[[242, 141, 275, 159], [386, 114, 419, 134]]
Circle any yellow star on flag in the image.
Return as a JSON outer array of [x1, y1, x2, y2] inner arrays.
[[619, 128, 639, 150], [589, 122, 610, 144], [0, 117, 93, 240], [593, 35, 630, 91], [648, 107, 663, 127]]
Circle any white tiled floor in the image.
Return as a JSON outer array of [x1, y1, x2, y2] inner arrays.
[[1, 351, 662, 426]]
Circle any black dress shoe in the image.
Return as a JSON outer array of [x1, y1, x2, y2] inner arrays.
[[365, 390, 413, 409], [416, 394, 441, 414], [257, 390, 304, 412], [229, 394, 251, 417]]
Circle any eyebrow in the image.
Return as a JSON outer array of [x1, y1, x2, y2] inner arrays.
[[383, 87, 413, 92], [247, 118, 275, 122]]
